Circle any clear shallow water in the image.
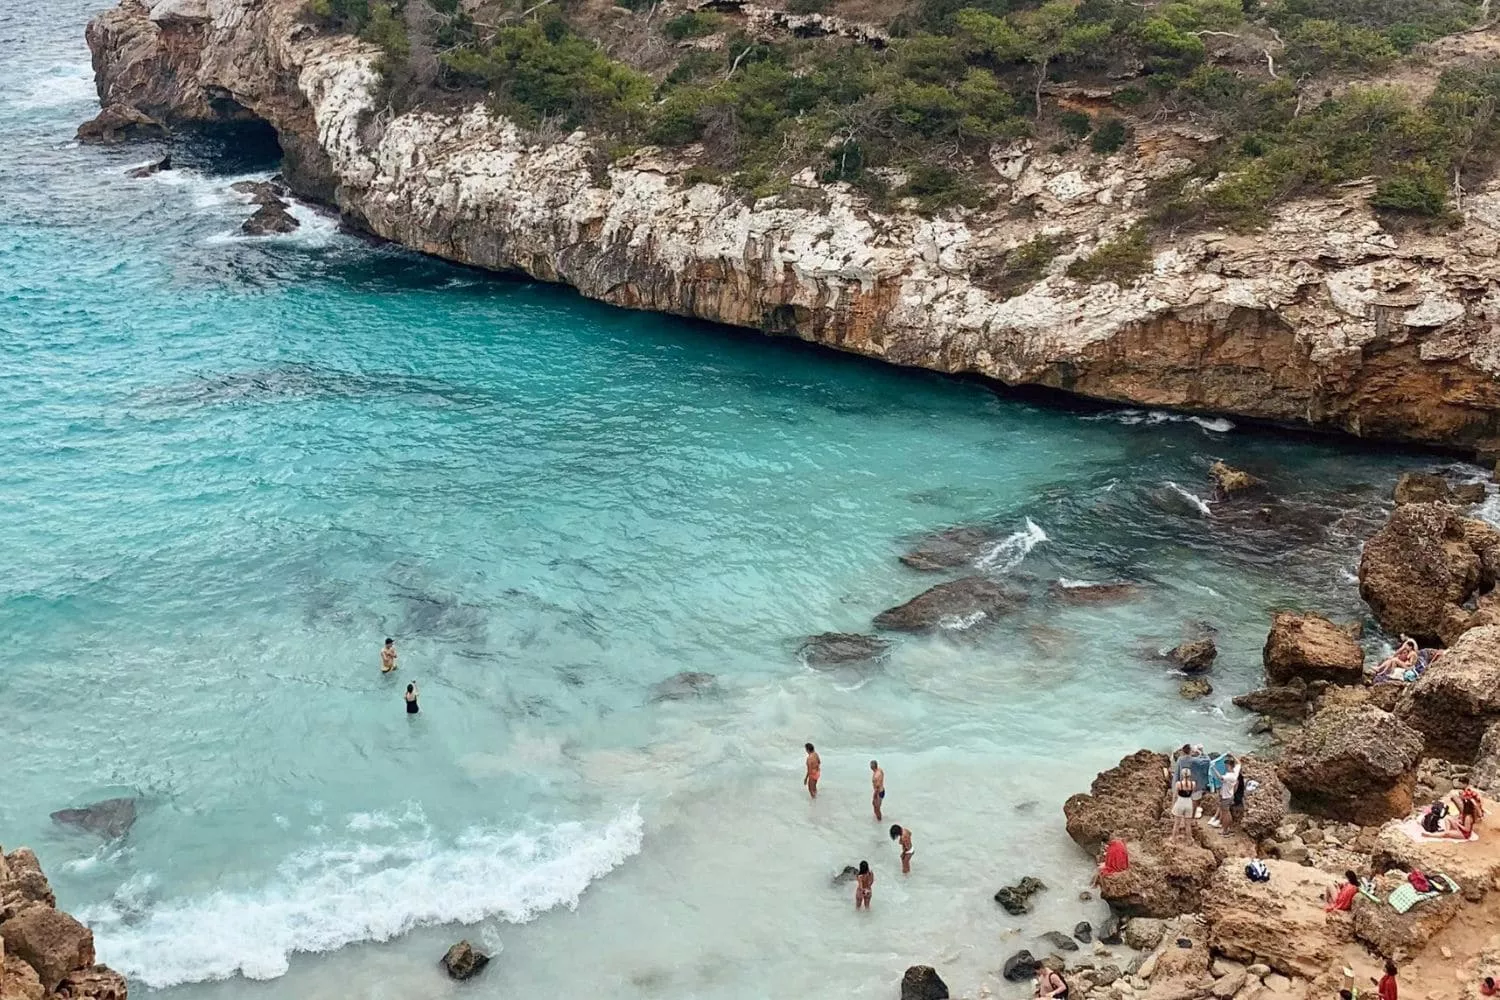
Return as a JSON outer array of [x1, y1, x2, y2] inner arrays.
[[0, 6, 1481, 999]]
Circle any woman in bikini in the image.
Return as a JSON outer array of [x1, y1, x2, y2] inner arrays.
[[889, 825, 913, 874], [1442, 796, 1479, 840], [405, 682, 419, 714], [854, 860, 874, 909], [1170, 771, 1196, 841]]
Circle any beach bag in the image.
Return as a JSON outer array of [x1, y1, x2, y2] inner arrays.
[[1245, 860, 1270, 882], [1408, 870, 1431, 893], [1421, 803, 1447, 833]]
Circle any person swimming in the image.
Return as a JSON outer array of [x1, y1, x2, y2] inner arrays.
[[870, 760, 885, 820], [889, 824, 913, 874], [854, 860, 873, 909], [381, 637, 398, 673], [804, 743, 820, 799], [405, 682, 419, 714]]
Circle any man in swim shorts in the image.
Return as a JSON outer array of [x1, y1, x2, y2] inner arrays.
[[804, 743, 821, 799], [890, 824, 913, 873], [870, 760, 885, 820], [381, 637, 398, 673]]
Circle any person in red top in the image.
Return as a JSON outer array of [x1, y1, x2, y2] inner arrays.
[[1480, 976, 1496, 997], [1093, 837, 1129, 885], [1323, 870, 1359, 912], [1375, 960, 1398, 1000]]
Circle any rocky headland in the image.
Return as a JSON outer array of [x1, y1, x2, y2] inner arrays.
[[80, 0, 1500, 457], [0, 848, 126, 1000]]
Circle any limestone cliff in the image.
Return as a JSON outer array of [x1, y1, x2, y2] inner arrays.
[[84, 0, 1500, 453]]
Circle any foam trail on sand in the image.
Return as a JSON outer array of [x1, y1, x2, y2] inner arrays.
[[975, 518, 1047, 571], [83, 806, 644, 988]]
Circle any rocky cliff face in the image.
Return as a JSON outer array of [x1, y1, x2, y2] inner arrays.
[[0, 846, 126, 1000], [84, 0, 1500, 452]]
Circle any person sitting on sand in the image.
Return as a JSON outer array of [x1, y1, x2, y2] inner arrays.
[[1324, 870, 1360, 912], [1170, 770, 1196, 841], [854, 860, 874, 909], [889, 825, 914, 874], [1440, 796, 1480, 840], [1371, 638, 1417, 683], [1035, 965, 1069, 999], [1093, 836, 1128, 885]]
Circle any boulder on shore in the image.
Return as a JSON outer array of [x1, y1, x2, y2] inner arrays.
[[993, 876, 1047, 915], [1063, 749, 1169, 850], [440, 939, 490, 980], [872, 576, 1026, 632], [1232, 680, 1310, 721], [900, 965, 949, 1000], [1098, 837, 1217, 918], [49, 798, 137, 840], [1262, 611, 1363, 686], [1357, 502, 1500, 646], [1396, 624, 1500, 762], [1277, 705, 1423, 824], [1236, 756, 1290, 842], [1201, 858, 1351, 979], [797, 632, 889, 668], [76, 102, 167, 143]]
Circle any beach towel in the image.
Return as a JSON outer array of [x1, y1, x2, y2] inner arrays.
[[1387, 873, 1459, 914], [1397, 818, 1482, 844]]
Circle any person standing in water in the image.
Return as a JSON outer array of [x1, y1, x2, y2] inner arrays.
[[804, 743, 821, 799], [889, 824, 913, 874], [381, 638, 398, 673], [404, 682, 419, 714], [870, 760, 885, 820], [854, 860, 874, 909]]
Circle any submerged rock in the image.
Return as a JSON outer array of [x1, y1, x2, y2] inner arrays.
[[76, 102, 167, 143], [1179, 678, 1212, 700], [900, 965, 949, 1000], [899, 525, 999, 571], [440, 940, 489, 980], [1072, 921, 1092, 943], [230, 179, 289, 205], [1263, 611, 1363, 686], [872, 576, 1026, 632], [649, 671, 717, 701], [126, 153, 170, 177], [1277, 704, 1423, 824], [797, 632, 889, 668], [1097, 914, 1123, 945], [49, 798, 137, 840], [832, 865, 860, 885], [993, 876, 1047, 915], [1047, 580, 1142, 604]]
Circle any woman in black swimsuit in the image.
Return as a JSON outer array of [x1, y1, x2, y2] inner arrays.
[[405, 682, 419, 714]]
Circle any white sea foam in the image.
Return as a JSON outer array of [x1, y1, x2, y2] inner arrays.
[[975, 517, 1048, 571], [83, 805, 644, 988], [9, 64, 96, 111], [1165, 481, 1213, 517], [1056, 577, 1100, 588], [1086, 409, 1234, 433], [938, 610, 988, 631]]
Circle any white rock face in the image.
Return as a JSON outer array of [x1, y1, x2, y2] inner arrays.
[[85, 0, 1500, 452]]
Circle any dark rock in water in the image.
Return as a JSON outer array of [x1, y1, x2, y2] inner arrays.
[[1048, 580, 1142, 605], [1040, 930, 1079, 953], [1178, 677, 1213, 700], [1098, 914, 1123, 945], [993, 876, 1047, 915], [1454, 482, 1487, 505], [440, 940, 489, 980], [76, 103, 168, 143], [1168, 638, 1216, 673], [1002, 950, 1039, 982], [1233, 680, 1309, 721], [50, 798, 137, 840], [832, 865, 860, 885], [1209, 461, 1261, 497], [242, 201, 299, 235], [1073, 921, 1092, 943], [899, 525, 998, 571], [127, 154, 171, 178], [230, 179, 290, 206], [900, 965, 949, 1000], [874, 576, 1027, 632], [798, 632, 889, 668], [649, 671, 717, 701]]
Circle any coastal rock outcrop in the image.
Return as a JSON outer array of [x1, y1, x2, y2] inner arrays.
[[1396, 624, 1500, 762], [0, 848, 123, 1000], [1233, 681, 1310, 721], [1263, 612, 1363, 686], [75, 102, 166, 143], [0, 907, 96, 993], [1370, 795, 1500, 900], [872, 577, 1026, 632], [1201, 858, 1350, 979], [1277, 705, 1423, 824], [80, 0, 1500, 457], [1357, 503, 1500, 646], [1473, 721, 1500, 791], [1099, 838, 1218, 917], [1350, 871, 1464, 960], [1063, 750, 1169, 849]]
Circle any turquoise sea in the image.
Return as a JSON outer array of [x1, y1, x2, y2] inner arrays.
[[0, 4, 1482, 998]]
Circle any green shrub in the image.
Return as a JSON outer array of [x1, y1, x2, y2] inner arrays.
[[1060, 110, 1093, 137], [1065, 225, 1152, 285], [897, 163, 978, 210], [1284, 19, 1398, 73], [1370, 165, 1450, 215], [980, 233, 1067, 296], [663, 11, 725, 40], [1091, 116, 1128, 153]]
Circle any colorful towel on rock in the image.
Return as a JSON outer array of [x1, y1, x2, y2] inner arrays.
[[1386, 873, 1459, 914], [1397, 818, 1481, 844]]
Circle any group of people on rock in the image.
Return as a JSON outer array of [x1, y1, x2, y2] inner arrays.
[[1370, 635, 1444, 686], [803, 744, 915, 910], [1168, 745, 1245, 840]]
